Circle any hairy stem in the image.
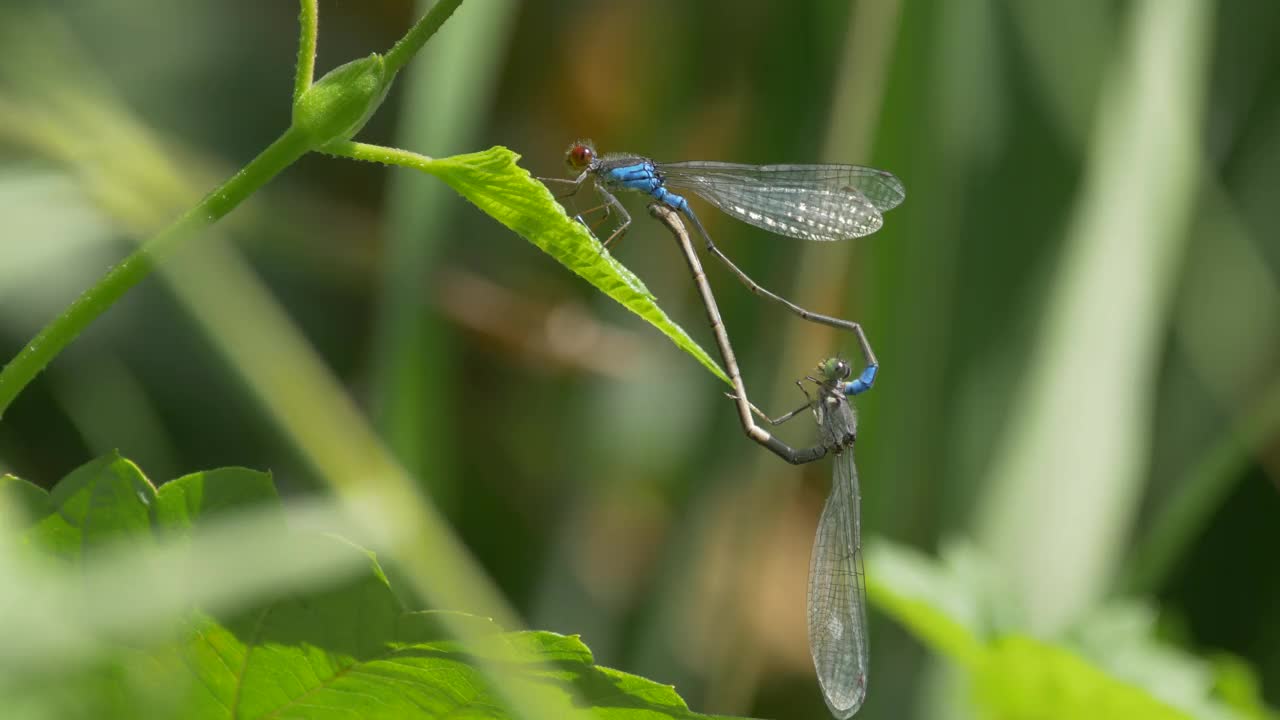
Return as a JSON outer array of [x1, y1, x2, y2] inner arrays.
[[322, 139, 435, 171], [294, 0, 320, 102], [383, 0, 466, 77]]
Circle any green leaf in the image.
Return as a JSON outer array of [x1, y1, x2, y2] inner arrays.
[[154, 466, 279, 531], [863, 540, 995, 668], [0, 472, 51, 524], [4, 456, 741, 719], [1067, 604, 1266, 720], [867, 538, 1265, 720], [423, 146, 731, 386], [974, 635, 1192, 720], [178, 542, 737, 718], [20, 451, 158, 562], [9, 455, 283, 557], [1210, 654, 1280, 720]]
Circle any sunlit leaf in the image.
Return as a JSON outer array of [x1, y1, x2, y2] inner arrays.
[[423, 146, 731, 385], [864, 539, 994, 668], [974, 635, 1192, 720]]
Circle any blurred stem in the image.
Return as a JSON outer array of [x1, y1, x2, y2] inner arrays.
[[295, 0, 319, 103], [972, 0, 1210, 631], [0, 0, 473, 420], [1119, 377, 1280, 595], [0, 126, 311, 419], [383, 0, 465, 78], [370, 0, 514, 503]]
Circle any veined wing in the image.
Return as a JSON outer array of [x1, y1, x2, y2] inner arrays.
[[807, 449, 868, 718], [660, 162, 905, 242]]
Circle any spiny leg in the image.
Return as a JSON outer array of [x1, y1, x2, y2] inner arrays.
[[734, 380, 813, 426], [571, 200, 614, 234], [570, 185, 630, 253], [600, 192, 632, 250], [538, 171, 589, 199]]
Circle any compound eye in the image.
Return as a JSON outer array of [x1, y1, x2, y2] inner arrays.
[[835, 360, 851, 379], [566, 142, 595, 170]]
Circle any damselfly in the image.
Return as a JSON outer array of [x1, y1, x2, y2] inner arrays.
[[646, 204, 877, 464], [762, 357, 873, 718], [648, 205, 875, 716], [542, 141, 904, 361]]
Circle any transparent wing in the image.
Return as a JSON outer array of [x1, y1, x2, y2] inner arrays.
[[807, 449, 868, 719], [660, 161, 905, 242]]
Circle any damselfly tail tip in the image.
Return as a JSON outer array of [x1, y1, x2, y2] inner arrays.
[[823, 672, 867, 719]]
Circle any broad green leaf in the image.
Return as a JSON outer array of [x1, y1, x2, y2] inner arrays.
[[21, 451, 157, 561], [10, 455, 282, 554], [974, 635, 1192, 720], [180, 539, 738, 719], [423, 146, 731, 385], [154, 466, 279, 530], [1, 472, 50, 524], [864, 540, 992, 667], [3, 456, 741, 719], [867, 538, 1263, 720], [1068, 604, 1261, 720]]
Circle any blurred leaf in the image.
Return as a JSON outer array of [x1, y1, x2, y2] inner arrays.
[[1068, 603, 1230, 719], [176, 549, 706, 720], [3, 455, 740, 719], [867, 537, 1266, 720], [864, 540, 989, 668], [974, 635, 1191, 720], [153, 466, 278, 531], [18, 452, 157, 561], [0, 472, 50, 523], [424, 146, 731, 385], [1210, 654, 1280, 720]]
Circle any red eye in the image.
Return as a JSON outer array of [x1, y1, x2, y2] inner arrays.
[[565, 141, 595, 170]]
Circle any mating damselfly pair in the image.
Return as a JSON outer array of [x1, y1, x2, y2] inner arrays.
[[544, 143, 904, 718]]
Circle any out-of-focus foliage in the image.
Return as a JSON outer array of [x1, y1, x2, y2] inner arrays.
[[867, 540, 1263, 720], [0, 0, 1277, 718], [2, 454, 740, 720]]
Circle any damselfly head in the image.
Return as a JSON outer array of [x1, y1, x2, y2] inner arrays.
[[565, 140, 597, 172], [817, 357, 851, 383]]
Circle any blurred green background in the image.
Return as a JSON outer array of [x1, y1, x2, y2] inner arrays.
[[0, 0, 1277, 718]]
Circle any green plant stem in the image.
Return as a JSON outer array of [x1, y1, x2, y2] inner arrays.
[[0, 126, 313, 419], [295, 0, 319, 102], [323, 140, 434, 170], [0, 1, 466, 421], [383, 0, 466, 77]]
